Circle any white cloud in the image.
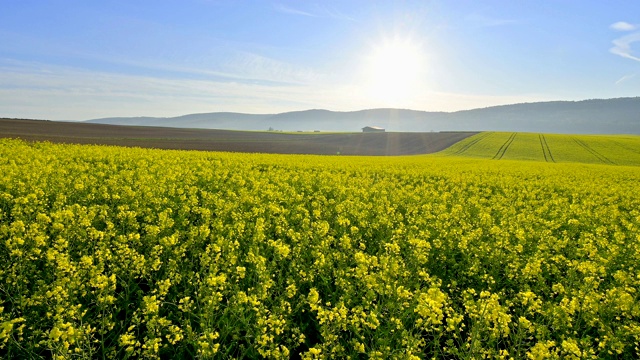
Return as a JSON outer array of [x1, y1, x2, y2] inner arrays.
[[273, 3, 355, 21], [0, 60, 562, 121], [610, 21, 637, 32], [222, 52, 324, 85], [273, 3, 316, 17], [315, 5, 356, 22], [0, 61, 328, 120], [610, 32, 640, 62], [615, 73, 636, 85]]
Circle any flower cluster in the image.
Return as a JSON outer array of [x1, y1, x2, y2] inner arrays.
[[1, 138, 639, 358]]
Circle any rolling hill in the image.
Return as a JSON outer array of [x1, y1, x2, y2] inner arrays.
[[85, 97, 640, 134]]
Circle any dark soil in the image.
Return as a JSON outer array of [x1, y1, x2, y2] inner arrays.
[[0, 118, 478, 156]]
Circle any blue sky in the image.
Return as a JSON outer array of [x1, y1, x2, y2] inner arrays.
[[1, 0, 639, 120]]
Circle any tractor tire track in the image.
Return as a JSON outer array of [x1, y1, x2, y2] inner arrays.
[[572, 138, 615, 165], [613, 141, 640, 156], [539, 134, 555, 163], [539, 134, 548, 162], [493, 132, 517, 160], [451, 132, 492, 156]]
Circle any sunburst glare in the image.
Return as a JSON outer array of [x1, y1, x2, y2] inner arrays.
[[364, 37, 427, 105]]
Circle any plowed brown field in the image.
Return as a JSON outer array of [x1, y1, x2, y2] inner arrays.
[[0, 118, 477, 155]]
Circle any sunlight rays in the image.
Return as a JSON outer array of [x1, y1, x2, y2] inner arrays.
[[363, 37, 427, 105]]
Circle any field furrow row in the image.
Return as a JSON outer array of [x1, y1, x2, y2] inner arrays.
[[572, 137, 615, 165], [442, 132, 640, 166], [543, 134, 555, 162], [539, 134, 548, 162], [492, 132, 517, 160], [451, 131, 492, 155]]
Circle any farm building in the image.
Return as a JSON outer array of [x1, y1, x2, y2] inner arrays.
[[362, 126, 385, 133]]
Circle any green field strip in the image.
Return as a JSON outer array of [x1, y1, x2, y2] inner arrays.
[[547, 135, 640, 165], [496, 133, 547, 161], [442, 132, 640, 166], [573, 136, 640, 166], [539, 134, 602, 164], [493, 132, 517, 160], [466, 132, 515, 158], [539, 134, 548, 162], [540, 134, 555, 162], [572, 137, 615, 165], [616, 142, 640, 156], [611, 136, 640, 156], [608, 142, 640, 166], [441, 132, 511, 158], [449, 132, 492, 155]]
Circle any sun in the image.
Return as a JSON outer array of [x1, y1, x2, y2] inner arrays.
[[364, 37, 426, 104]]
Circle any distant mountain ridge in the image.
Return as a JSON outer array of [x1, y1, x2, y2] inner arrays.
[[85, 97, 640, 134]]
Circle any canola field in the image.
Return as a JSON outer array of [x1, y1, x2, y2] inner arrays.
[[443, 132, 640, 166], [1, 138, 640, 359]]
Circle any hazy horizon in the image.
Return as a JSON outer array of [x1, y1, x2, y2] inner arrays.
[[1, 1, 639, 121]]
